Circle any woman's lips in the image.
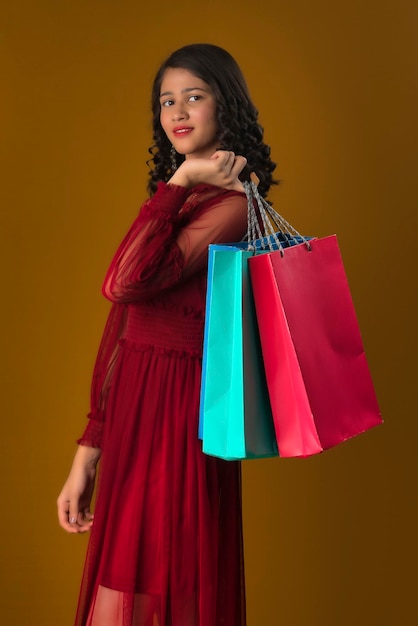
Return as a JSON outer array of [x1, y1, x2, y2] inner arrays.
[[173, 127, 193, 137]]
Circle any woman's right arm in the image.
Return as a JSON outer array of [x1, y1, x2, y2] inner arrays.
[[57, 303, 127, 533], [77, 302, 128, 449]]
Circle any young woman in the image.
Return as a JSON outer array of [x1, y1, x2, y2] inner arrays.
[[57, 43, 276, 626]]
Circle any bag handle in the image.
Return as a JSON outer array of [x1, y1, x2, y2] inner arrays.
[[242, 180, 311, 255]]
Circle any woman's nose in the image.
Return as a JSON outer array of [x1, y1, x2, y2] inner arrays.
[[171, 103, 188, 121]]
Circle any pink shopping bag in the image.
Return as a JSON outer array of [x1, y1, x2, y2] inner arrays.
[[248, 235, 382, 457]]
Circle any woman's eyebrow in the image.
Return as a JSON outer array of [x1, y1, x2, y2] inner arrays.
[[159, 87, 209, 97]]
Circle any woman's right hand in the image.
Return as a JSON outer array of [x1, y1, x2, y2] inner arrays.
[[169, 150, 247, 192], [57, 445, 101, 534]]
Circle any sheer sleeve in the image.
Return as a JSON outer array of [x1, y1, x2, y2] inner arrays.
[[102, 182, 247, 303], [77, 302, 127, 448]]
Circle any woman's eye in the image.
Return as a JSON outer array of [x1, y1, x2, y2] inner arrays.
[[188, 95, 201, 102], [161, 99, 174, 107]]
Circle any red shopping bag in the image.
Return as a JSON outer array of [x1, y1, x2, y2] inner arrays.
[[248, 235, 382, 457]]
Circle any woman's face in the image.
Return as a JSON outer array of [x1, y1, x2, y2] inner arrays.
[[159, 67, 219, 159]]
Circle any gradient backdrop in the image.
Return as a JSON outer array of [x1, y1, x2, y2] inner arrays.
[[1, 1, 417, 624]]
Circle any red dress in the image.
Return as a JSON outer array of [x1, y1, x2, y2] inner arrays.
[[75, 182, 248, 626]]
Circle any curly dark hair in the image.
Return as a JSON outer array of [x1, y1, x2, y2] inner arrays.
[[147, 43, 278, 198]]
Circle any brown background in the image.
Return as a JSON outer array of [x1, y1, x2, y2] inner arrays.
[[1, 0, 417, 624]]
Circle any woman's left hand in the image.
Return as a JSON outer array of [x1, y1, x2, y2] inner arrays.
[[169, 150, 247, 191]]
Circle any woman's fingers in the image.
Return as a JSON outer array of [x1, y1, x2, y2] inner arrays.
[[57, 494, 94, 534], [210, 149, 232, 161], [76, 511, 94, 533], [230, 155, 247, 178], [212, 150, 235, 170], [214, 151, 247, 190], [57, 496, 79, 533], [209, 151, 246, 186], [214, 151, 247, 173], [83, 508, 94, 521]]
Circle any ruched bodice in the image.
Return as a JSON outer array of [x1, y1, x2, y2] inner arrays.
[[123, 302, 205, 357]]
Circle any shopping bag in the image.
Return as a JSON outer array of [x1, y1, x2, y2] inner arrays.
[[248, 234, 383, 457], [198, 241, 278, 460]]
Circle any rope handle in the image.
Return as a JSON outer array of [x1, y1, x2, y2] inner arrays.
[[243, 180, 311, 255]]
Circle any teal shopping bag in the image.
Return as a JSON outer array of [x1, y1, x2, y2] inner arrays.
[[199, 243, 278, 461]]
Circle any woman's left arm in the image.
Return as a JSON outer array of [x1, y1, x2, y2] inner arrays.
[[102, 184, 247, 303]]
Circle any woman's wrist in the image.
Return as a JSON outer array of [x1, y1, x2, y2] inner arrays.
[[168, 169, 192, 188], [75, 444, 102, 468]]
